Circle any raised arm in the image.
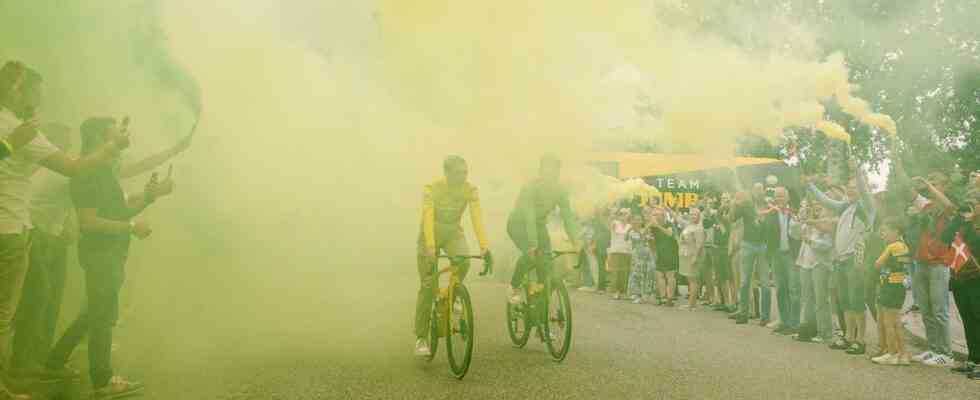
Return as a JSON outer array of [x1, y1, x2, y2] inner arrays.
[[39, 136, 126, 178], [119, 131, 192, 179], [806, 181, 847, 214], [467, 186, 490, 253], [916, 177, 955, 213]]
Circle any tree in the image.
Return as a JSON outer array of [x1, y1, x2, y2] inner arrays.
[[657, 0, 980, 174]]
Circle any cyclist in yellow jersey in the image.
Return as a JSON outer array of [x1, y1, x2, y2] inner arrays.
[[414, 156, 490, 357]]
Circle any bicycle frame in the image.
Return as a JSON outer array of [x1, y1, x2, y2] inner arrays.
[[519, 251, 578, 325], [433, 254, 490, 336]]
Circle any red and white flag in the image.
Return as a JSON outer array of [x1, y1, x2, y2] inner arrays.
[[950, 232, 972, 273]]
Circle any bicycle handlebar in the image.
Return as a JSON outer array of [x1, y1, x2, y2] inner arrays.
[[439, 252, 494, 276]]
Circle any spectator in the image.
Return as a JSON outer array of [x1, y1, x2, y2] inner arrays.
[[651, 207, 679, 306], [11, 120, 189, 380], [893, 149, 956, 366], [806, 157, 876, 355], [705, 194, 734, 311], [794, 203, 835, 344], [942, 198, 980, 379], [0, 64, 127, 399], [870, 217, 912, 366], [8, 123, 78, 380], [728, 185, 776, 325], [577, 215, 597, 291], [586, 208, 612, 295], [0, 61, 41, 160], [678, 207, 706, 310], [626, 213, 655, 304], [45, 116, 174, 399], [607, 209, 632, 300], [767, 187, 801, 335]]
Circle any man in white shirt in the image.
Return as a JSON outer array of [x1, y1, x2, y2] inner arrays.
[[10, 123, 76, 381], [0, 63, 126, 399]]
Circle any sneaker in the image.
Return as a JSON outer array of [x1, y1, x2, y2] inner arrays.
[[735, 316, 748, 324], [414, 338, 431, 357], [845, 343, 866, 355], [881, 354, 901, 366], [508, 287, 524, 305], [577, 286, 597, 293], [774, 327, 798, 336], [969, 370, 980, 380], [924, 354, 954, 367], [952, 361, 978, 374], [766, 320, 782, 329], [829, 338, 849, 350], [792, 333, 812, 342], [727, 312, 740, 320], [92, 376, 144, 400], [872, 353, 896, 364], [758, 319, 770, 327], [912, 351, 936, 363], [12, 366, 81, 384], [632, 297, 645, 305]]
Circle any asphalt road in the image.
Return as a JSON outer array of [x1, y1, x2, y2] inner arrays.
[[38, 278, 979, 400]]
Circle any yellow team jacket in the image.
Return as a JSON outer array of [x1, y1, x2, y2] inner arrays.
[[421, 178, 489, 252]]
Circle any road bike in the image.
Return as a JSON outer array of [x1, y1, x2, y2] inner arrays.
[[423, 252, 492, 379], [505, 250, 576, 362]]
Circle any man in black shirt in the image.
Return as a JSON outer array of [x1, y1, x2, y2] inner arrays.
[[728, 187, 778, 325], [45, 117, 173, 400]]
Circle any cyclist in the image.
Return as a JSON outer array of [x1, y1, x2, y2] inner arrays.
[[507, 154, 579, 304], [414, 156, 490, 357]]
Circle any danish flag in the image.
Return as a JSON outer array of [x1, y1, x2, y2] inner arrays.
[[950, 232, 972, 273]]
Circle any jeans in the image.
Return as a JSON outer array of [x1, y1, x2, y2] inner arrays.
[[910, 262, 924, 310], [738, 242, 770, 319], [0, 232, 30, 371], [47, 240, 129, 389], [772, 250, 801, 329], [11, 230, 68, 370], [801, 264, 834, 340], [913, 263, 952, 356], [414, 229, 471, 338]]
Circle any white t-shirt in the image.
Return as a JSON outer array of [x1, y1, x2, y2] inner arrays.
[[0, 108, 59, 234], [29, 170, 71, 236], [609, 220, 631, 254]]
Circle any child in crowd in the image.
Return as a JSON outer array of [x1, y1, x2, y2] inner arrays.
[[871, 217, 912, 366]]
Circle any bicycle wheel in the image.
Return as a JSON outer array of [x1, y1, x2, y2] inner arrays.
[[446, 284, 475, 379], [544, 282, 573, 362], [506, 294, 531, 348], [425, 302, 439, 362]]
